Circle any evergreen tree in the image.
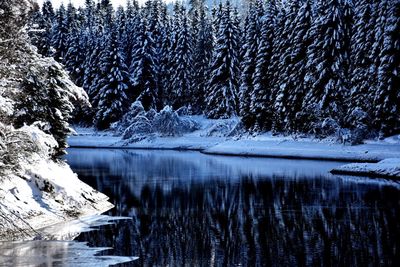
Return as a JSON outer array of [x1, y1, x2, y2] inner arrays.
[[129, 18, 158, 110], [373, 0, 400, 136], [250, 0, 276, 131], [302, 0, 351, 132], [205, 1, 241, 119], [94, 26, 130, 129], [276, 0, 312, 133], [29, 0, 54, 56], [346, 0, 375, 131], [170, 8, 194, 109], [65, 18, 85, 86], [52, 4, 68, 62], [191, 4, 213, 113], [239, 1, 263, 129], [271, 0, 301, 132]]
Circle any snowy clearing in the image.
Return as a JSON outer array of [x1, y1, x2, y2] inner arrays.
[[331, 158, 400, 179]]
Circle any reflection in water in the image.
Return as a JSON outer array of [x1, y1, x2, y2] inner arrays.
[[65, 149, 400, 266], [0, 240, 137, 267]]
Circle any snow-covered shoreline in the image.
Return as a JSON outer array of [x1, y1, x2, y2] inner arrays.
[[69, 126, 400, 163], [0, 158, 113, 241], [331, 158, 400, 179]]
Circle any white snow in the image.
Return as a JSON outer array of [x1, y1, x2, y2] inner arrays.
[[0, 125, 113, 241], [331, 158, 400, 178], [0, 158, 113, 241], [68, 116, 400, 163]]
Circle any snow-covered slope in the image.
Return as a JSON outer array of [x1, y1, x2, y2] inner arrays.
[[0, 158, 112, 241]]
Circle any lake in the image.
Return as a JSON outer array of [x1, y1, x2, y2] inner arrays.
[[2, 148, 399, 266]]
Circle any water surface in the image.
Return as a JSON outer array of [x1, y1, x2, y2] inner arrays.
[[64, 149, 400, 266]]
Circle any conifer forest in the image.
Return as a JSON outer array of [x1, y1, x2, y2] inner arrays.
[[30, 0, 400, 139]]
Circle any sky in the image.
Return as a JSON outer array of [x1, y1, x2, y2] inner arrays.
[[35, 0, 174, 8]]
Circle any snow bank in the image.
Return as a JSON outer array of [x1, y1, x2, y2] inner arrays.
[[203, 139, 400, 162], [0, 159, 113, 241], [331, 158, 400, 179], [0, 124, 113, 241]]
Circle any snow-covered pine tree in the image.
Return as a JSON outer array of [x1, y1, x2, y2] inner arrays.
[[115, 5, 127, 47], [271, 0, 301, 132], [65, 20, 85, 87], [83, 36, 103, 99], [2, 0, 89, 158], [239, 1, 263, 129], [205, 1, 241, 119], [164, 2, 184, 107], [170, 7, 194, 109], [52, 4, 68, 62], [191, 3, 213, 113], [41, 0, 55, 56], [346, 0, 374, 131], [250, 0, 277, 131], [129, 18, 158, 110], [100, 0, 114, 30], [122, 0, 140, 68], [94, 25, 130, 129], [29, 0, 55, 57], [276, 0, 312, 133], [147, 0, 168, 110], [157, 5, 171, 109], [373, 0, 400, 136], [302, 0, 351, 133]]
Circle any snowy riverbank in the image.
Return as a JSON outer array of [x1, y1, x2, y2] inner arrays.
[[0, 157, 113, 241], [69, 122, 400, 163], [331, 158, 400, 179], [68, 116, 400, 178]]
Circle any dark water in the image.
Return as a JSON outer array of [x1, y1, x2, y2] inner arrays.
[[65, 148, 400, 267]]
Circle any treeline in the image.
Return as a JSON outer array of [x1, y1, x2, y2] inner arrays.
[[30, 0, 400, 139]]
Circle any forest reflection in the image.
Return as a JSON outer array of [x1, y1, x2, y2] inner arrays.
[[66, 149, 400, 267]]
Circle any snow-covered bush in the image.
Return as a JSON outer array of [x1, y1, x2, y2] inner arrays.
[[122, 115, 152, 140], [112, 101, 146, 135], [176, 106, 193, 116], [145, 108, 157, 121], [152, 106, 198, 137], [205, 119, 241, 137], [117, 103, 199, 140], [344, 107, 371, 144], [227, 121, 246, 137]]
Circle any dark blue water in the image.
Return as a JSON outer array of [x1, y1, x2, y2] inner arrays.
[[65, 148, 400, 267]]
